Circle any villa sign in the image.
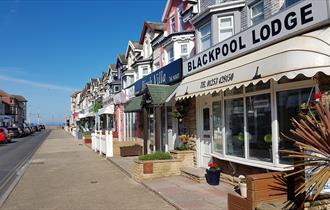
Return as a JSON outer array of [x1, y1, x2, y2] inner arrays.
[[183, 0, 330, 77], [134, 58, 182, 94]]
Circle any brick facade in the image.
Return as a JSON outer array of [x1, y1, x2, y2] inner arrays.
[[181, 97, 197, 136]]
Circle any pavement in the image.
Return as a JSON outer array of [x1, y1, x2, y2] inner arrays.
[[143, 176, 232, 210], [110, 157, 234, 210], [0, 129, 175, 210]]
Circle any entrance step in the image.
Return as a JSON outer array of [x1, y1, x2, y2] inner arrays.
[[180, 167, 206, 183]]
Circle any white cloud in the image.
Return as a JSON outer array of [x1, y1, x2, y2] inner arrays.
[[0, 75, 76, 92]]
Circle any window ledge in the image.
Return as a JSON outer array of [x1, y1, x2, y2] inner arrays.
[[210, 152, 294, 171]]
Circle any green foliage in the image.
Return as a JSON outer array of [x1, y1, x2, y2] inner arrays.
[[83, 131, 91, 136], [93, 103, 103, 112], [138, 152, 173, 161], [175, 144, 190, 151]]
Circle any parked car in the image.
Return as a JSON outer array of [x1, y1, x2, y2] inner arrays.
[[7, 127, 23, 138], [12, 123, 30, 136], [33, 125, 40, 132], [0, 128, 11, 143], [37, 125, 43, 131]]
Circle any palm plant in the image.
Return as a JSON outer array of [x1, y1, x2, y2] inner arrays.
[[282, 95, 330, 201]]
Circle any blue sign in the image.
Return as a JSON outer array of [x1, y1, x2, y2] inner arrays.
[[134, 58, 182, 94]]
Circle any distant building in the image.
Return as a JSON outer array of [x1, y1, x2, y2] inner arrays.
[[0, 90, 27, 126]]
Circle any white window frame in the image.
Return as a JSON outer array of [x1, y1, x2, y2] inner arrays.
[[200, 22, 212, 52], [218, 16, 234, 42], [180, 43, 189, 60], [142, 66, 149, 77], [168, 47, 174, 63], [250, 0, 264, 26], [178, 4, 184, 32], [208, 79, 317, 171], [170, 15, 176, 33]]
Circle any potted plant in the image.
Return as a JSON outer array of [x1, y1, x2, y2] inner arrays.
[[173, 109, 184, 122], [83, 131, 92, 144], [238, 175, 247, 198], [206, 163, 221, 185]]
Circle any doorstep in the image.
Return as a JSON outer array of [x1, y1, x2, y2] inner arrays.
[[181, 167, 206, 183], [107, 156, 137, 178], [142, 175, 236, 210]]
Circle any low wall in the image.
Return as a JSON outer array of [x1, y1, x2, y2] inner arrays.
[[133, 150, 194, 182], [228, 172, 288, 210], [113, 138, 144, 157]]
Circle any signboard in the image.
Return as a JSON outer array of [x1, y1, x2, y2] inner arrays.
[[134, 58, 182, 94], [183, 0, 330, 77]]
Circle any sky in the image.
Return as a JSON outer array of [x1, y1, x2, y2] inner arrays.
[[0, 0, 166, 124]]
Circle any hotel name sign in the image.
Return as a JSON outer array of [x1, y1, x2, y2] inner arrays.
[[183, 0, 330, 77]]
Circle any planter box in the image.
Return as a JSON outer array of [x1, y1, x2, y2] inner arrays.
[[120, 145, 142, 157], [83, 136, 91, 144], [133, 159, 182, 182]]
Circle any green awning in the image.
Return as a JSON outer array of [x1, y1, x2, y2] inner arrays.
[[124, 95, 143, 112], [146, 84, 178, 105]]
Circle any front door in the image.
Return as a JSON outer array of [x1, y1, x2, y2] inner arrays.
[[199, 96, 212, 168]]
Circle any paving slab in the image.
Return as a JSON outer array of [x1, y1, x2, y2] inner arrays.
[[1, 129, 175, 210], [143, 175, 235, 210]]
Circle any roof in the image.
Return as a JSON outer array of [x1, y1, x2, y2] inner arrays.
[[0, 90, 10, 97], [124, 95, 143, 112], [139, 21, 166, 44], [109, 64, 117, 71], [11, 95, 27, 102], [118, 54, 127, 64], [125, 41, 143, 59], [132, 42, 143, 50], [71, 91, 81, 97], [145, 84, 178, 105]]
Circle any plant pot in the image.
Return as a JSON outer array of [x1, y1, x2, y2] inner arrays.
[[143, 162, 153, 174], [206, 169, 221, 185], [84, 136, 91, 144], [239, 183, 247, 198]]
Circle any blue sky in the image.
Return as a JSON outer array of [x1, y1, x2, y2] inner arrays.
[[0, 0, 166, 124]]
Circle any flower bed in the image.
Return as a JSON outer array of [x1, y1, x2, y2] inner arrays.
[[133, 150, 194, 182]]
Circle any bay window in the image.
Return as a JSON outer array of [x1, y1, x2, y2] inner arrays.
[[225, 97, 244, 158], [250, 0, 264, 26], [246, 93, 272, 162], [170, 16, 176, 33], [200, 23, 211, 51], [168, 47, 174, 63], [277, 87, 313, 164], [212, 101, 223, 154], [219, 16, 234, 42], [210, 79, 316, 169]]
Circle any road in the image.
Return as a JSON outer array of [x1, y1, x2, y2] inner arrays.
[[0, 130, 50, 200]]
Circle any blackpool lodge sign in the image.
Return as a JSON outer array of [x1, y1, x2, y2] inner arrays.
[[183, 0, 330, 77]]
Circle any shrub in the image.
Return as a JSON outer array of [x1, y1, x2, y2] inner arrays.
[[83, 131, 91, 136], [138, 152, 172, 161], [175, 144, 190, 151]]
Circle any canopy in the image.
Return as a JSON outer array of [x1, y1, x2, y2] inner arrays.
[[98, 105, 114, 115], [145, 84, 178, 105], [124, 95, 143, 113], [176, 26, 330, 100]]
